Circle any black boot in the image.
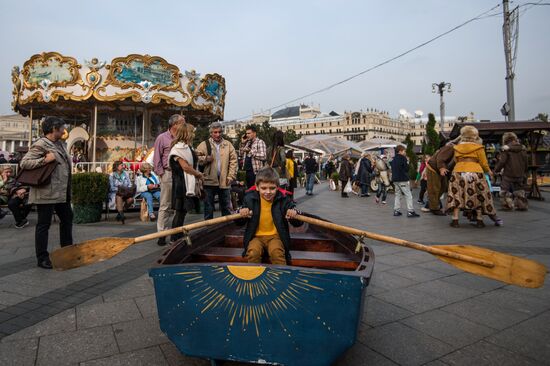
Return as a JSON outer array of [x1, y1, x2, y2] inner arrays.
[[450, 219, 459, 228]]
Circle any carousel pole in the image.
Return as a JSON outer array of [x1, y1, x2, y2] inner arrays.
[[141, 107, 146, 149], [133, 106, 137, 161], [92, 104, 98, 170], [28, 108, 33, 147]]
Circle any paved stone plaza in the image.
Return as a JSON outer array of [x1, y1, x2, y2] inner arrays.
[[0, 184, 549, 366]]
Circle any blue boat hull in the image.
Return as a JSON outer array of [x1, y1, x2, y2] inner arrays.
[[149, 263, 369, 366]]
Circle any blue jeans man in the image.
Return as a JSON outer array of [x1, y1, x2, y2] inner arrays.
[[140, 190, 161, 215], [306, 173, 316, 195], [204, 186, 232, 220]]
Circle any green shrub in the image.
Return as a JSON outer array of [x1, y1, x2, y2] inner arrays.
[[330, 172, 340, 182], [72, 173, 110, 204]]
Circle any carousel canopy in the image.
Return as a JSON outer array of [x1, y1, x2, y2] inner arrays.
[[11, 52, 226, 122]]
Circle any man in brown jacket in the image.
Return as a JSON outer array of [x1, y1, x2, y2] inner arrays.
[[423, 139, 459, 215], [494, 132, 528, 210], [196, 122, 238, 219]]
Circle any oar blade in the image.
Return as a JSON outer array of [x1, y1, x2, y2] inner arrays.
[[51, 237, 135, 271], [433, 245, 547, 288]]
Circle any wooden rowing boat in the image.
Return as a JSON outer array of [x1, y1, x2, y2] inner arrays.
[[148, 213, 374, 366]]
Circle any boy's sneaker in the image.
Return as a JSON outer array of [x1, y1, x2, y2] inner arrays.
[[407, 211, 420, 218], [15, 219, 29, 229], [393, 210, 402, 216]]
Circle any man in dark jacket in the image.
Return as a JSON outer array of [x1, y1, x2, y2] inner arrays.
[[390, 146, 419, 217], [238, 167, 302, 264], [494, 132, 528, 210], [338, 154, 353, 197], [303, 153, 318, 195]]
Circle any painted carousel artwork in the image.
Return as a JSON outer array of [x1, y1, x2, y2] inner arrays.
[[149, 215, 374, 365], [11, 51, 226, 165]]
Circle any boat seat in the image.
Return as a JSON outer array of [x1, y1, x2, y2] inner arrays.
[[224, 232, 338, 252], [192, 247, 359, 270]]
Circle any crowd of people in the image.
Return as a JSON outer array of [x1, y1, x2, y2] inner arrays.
[[3, 115, 531, 270]]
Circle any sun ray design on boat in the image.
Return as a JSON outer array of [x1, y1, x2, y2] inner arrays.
[[173, 266, 337, 339]]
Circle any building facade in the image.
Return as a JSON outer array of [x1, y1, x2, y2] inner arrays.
[[223, 105, 467, 145], [0, 114, 32, 152]]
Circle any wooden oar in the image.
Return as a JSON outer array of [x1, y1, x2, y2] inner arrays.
[[295, 214, 547, 288], [50, 213, 242, 271]]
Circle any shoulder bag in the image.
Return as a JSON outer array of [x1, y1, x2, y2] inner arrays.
[[16, 161, 57, 187]]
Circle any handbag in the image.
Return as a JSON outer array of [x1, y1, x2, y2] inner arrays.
[[140, 199, 149, 222], [16, 161, 57, 187], [116, 185, 136, 199]]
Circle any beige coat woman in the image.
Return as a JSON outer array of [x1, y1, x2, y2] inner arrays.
[[20, 137, 72, 204]]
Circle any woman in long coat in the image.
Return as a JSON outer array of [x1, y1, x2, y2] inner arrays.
[[339, 154, 353, 198], [357, 153, 373, 197], [447, 126, 496, 228]]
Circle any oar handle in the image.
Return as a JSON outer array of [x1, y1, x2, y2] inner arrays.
[[134, 213, 242, 244], [295, 214, 495, 268]]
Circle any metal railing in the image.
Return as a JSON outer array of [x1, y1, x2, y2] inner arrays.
[[73, 162, 137, 180]]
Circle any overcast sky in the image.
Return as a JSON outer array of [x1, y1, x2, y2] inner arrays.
[[1, 0, 548, 121]]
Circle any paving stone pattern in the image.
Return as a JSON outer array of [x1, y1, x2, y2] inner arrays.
[[0, 184, 549, 365]]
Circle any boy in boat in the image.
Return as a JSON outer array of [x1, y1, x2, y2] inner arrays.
[[238, 167, 302, 265]]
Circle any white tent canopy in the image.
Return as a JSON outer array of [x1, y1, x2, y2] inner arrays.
[[358, 138, 405, 151], [291, 135, 363, 158]]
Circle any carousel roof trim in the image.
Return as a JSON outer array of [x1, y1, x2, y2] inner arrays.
[[11, 51, 226, 120]]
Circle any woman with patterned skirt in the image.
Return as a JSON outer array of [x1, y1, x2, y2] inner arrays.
[[447, 126, 496, 228]]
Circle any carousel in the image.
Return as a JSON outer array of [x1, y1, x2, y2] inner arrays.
[[11, 51, 226, 170]]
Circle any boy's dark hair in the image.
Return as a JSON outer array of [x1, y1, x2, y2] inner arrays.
[[395, 145, 406, 154], [42, 116, 66, 135], [245, 124, 257, 133], [285, 150, 294, 159], [255, 167, 280, 186]]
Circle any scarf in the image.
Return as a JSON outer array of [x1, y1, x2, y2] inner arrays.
[[169, 142, 196, 197]]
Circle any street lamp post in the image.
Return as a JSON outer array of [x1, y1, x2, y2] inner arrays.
[[432, 82, 451, 132]]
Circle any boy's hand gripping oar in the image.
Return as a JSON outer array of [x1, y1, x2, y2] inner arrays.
[[295, 214, 547, 288], [50, 213, 242, 271]]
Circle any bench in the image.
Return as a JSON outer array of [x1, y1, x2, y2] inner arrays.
[[224, 232, 338, 252], [191, 247, 359, 271]]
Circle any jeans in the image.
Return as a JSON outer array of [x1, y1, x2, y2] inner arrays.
[[246, 170, 256, 189], [393, 181, 414, 212], [306, 173, 315, 193], [376, 183, 387, 202], [140, 190, 161, 215], [204, 186, 231, 220], [8, 196, 31, 224], [36, 202, 73, 262], [418, 179, 427, 201], [360, 182, 370, 196]]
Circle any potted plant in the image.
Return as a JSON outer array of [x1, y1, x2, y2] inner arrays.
[[72, 172, 109, 223]]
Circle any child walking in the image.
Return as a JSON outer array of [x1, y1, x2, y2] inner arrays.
[[238, 167, 302, 264]]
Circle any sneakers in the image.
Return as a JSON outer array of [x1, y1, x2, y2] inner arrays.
[[494, 218, 504, 226], [375, 197, 380, 203], [393, 210, 402, 216], [382, 201, 387, 204], [14, 219, 29, 229], [421, 207, 430, 212], [149, 213, 156, 221], [417, 200, 425, 204], [407, 211, 420, 218]]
